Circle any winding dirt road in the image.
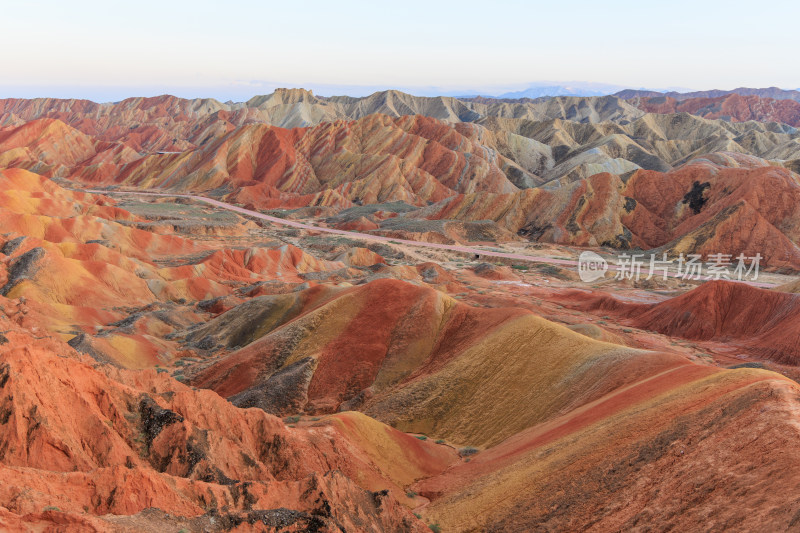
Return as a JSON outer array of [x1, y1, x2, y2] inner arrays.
[[83, 188, 777, 288]]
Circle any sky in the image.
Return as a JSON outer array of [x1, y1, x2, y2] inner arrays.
[[2, 0, 799, 101]]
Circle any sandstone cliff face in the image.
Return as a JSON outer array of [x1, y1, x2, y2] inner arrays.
[[0, 310, 440, 531]]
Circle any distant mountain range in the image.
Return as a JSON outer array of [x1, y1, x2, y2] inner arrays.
[[461, 85, 800, 102], [615, 87, 800, 102], [4, 89, 800, 267], [449, 84, 800, 101], [481, 85, 800, 102], [495, 84, 621, 99]]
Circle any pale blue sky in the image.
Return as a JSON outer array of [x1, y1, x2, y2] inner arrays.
[[2, 0, 798, 101]]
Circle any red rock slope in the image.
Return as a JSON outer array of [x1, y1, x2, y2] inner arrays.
[[0, 310, 446, 531], [182, 278, 800, 531], [417, 153, 800, 268], [81, 114, 523, 209], [563, 280, 800, 365], [633, 93, 800, 126]]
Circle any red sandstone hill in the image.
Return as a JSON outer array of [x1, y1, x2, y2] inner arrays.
[[0, 113, 529, 209], [3, 158, 800, 530], [0, 95, 247, 153], [562, 280, 800, 365], [632, 281, 800, 364], [3, 112, 800, 268], [0, 313, 441, 531], [415, 153, 800, 268], [188, 278, 694, 446], [0, 168, 364, 367], [177, 277, 800, 532], [0, 91, 646, 155], [0, 118, 139, 179], [5, 278, 800, 531], [84, 114, 525, 208], [631, 93, 800, 127]]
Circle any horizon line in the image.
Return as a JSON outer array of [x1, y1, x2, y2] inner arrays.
[[2, 84, 800, 105]]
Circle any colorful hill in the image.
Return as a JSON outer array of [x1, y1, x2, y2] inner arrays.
[[184, 278, 758, 452], [2, 98, 800, 269], [631, 93, 800, 127], [5, 258, 800, 530], [416, 361, 800, 531], [3, 91, 800, 531], [617, 86, 800, 103], [411, 153, 800, 268], [561, 280, 800, 365], [0, 118, 139, 178], [93, 114, 523, 208], [631, 281, 800, 364], [0, 91, 646, 153], [0, 313, 445, 531], [0, 168, 365, 368]]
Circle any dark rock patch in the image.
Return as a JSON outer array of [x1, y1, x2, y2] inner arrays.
[[0, 247, 45, 296], [67, 334, 118, 366], [138, 395, 183, 449], [682, 181, 711, 214], [229, 357, 316, 416], [1, 236, 26, 256]]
